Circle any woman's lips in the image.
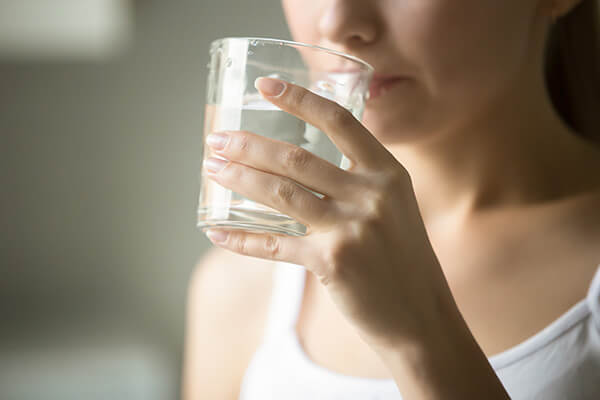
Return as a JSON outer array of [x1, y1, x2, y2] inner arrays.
[[368, 76, 408, 100], [324, 69, 409, 100]]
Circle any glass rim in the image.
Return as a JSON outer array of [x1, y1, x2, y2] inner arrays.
[[210, 36, 374, 73]]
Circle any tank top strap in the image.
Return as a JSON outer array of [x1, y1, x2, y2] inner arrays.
[[586, 264, 600, 332], [262, 261, 307, 342]]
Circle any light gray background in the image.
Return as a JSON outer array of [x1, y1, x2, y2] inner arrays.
[[0, 1, 290, 398]]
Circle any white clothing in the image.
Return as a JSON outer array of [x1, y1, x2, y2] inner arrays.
[[239, 262, 600, 399]]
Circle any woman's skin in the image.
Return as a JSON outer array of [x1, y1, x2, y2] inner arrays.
[[284, 0, 599, 219], [183, 0, 600, 398]]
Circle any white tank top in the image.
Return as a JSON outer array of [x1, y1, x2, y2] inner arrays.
[[239, 262, 600, 399]]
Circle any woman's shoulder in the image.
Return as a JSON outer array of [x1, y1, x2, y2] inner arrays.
[[187, 246, 279, 338], [189, 246, 278, 302], [182, 247, 278, 399]]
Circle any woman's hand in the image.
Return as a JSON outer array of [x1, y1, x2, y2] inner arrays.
[[202, 76, 455, 351], [201, 77, 512, 399]]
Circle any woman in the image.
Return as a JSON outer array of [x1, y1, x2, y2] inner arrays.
[[183, 0, 600, 398]]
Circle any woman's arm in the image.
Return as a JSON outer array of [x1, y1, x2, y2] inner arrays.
[[201, 78, 511, 399], [181, 247, 274, 400], [377, 295, 511, 399]]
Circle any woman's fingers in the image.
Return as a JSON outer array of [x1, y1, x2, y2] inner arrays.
[[206, 129, 357, 200], [254, 77, 396, 172], [203, 227, 317, 268], [204, 158, 340, 230]]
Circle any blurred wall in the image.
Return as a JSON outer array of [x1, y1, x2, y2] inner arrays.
[[0, 1, 290, 398]]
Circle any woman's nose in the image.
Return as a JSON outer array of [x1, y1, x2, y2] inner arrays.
[[318, 0, 379, 46]]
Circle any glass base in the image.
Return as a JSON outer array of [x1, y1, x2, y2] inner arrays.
[[197, 207, 307, 237]]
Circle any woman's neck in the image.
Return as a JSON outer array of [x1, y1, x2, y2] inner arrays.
[[388, 68, 600, 227]]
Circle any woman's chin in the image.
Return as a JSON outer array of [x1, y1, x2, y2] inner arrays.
[[362, 108, 411, 144], [362, 110, 436, 148]]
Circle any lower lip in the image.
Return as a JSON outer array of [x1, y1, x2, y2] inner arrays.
[[367, 78, 408, 101]]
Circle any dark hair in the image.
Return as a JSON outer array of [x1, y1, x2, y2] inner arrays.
[[545, 0, 600, 144]]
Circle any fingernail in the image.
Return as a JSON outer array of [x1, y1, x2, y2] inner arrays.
[[206, 132, 229, 150], [206, 229, 228, 243], [255, 77, 286, 97], [203, 157, 228, 173]]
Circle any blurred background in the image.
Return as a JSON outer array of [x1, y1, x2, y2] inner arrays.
[[0, 0, 289, 398]]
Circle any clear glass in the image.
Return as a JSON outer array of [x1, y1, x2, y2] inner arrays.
[[197, 37, 373, 236]]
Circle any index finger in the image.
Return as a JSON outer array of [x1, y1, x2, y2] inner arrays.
[[254, 77, 394, 171]]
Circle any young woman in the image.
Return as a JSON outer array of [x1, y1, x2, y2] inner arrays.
[[183, 0, 600, 398]]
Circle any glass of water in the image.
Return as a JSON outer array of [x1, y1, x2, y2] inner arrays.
[[197, 37, 373, 237]]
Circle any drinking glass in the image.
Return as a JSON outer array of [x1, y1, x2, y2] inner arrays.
[[197, 37, 373, 237]]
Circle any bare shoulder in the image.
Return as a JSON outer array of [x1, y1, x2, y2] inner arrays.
[[182, 246, 278, 400], [189, 246, 278, 308]]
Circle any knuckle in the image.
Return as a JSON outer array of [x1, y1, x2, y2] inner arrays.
[[360, 169, 411, 214], [325, 107, 355, 130], [282, 146, 312, 171], [317, 215, 387, 282], [264, 235, 282, 258], [273, 180, 296, 205], [223, 162, 242, 181], [350, 218, 379, 241], [233, 234, 248, 254], [292, 87, 311, 109], [363, 192, 387, 218], [236, 134, 251, 154]]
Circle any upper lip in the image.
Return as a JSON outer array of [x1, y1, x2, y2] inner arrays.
[[327, 69, 406, 79], [371, 74, 407, 81], [327, 69, 409, 82]]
